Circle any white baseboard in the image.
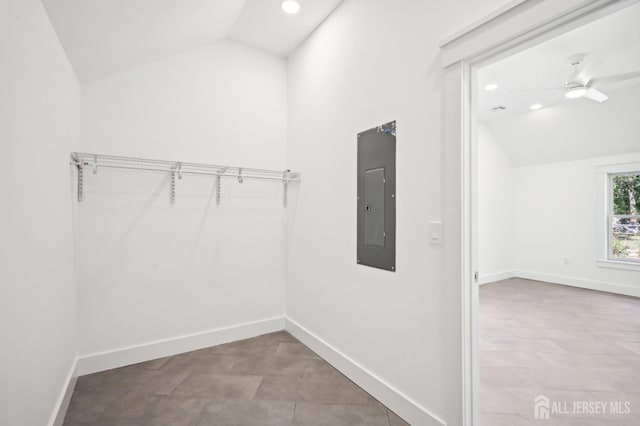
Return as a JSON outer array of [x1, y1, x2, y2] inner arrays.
[[285, 317, 445, 426], [49, 358, 77, 426], [514, 270, 640, 298], [75, 317, 285, 376], [478, 270, 514, 285]]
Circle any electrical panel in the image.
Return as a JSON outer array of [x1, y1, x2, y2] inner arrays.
[[357, 121, 396, 271]]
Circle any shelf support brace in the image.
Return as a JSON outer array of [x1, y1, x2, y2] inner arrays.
[[216, 167, 228, 206], [170, 163, 182, 205], [77, 164, 85, 202], [238, 167, 244, 184], [170, 173, 176, 205], [216, 173, 222, 206], [283, 170, 290, 207]]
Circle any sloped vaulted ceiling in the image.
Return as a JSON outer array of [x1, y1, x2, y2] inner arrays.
[[43, 0, 343, 83], [477, 2, 640, 166]]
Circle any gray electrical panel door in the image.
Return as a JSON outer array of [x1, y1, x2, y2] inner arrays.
[[357, 121, 396, 271]]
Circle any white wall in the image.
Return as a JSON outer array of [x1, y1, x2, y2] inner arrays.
[[77, 41, 288, 356], [476, 124, 640, 295], [286, 0, 511, 424], [81, 40, 286, 168], [477, 123, 515, 283], [0, 1, 80, 425], [514, 152, 640, 295]]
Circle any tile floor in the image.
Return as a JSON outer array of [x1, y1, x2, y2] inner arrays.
[[64, 331, 410, 425], [480, 278, 640, 426]]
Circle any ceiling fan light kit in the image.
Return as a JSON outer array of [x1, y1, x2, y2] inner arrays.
[[281, 0, 301, 14], [564, 85, 588, 99]]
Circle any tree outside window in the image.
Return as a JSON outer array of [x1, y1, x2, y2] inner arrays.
[[610, 173, 640, 261]]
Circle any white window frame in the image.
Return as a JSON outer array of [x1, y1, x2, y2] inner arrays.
[[607, 172, 640, 263], [597, 161, 640, 272]]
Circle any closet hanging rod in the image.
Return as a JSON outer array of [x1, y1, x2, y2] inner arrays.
[[70, 162, 300, 182], [70, 152, 301, 205], [70, 152, 301, 181]]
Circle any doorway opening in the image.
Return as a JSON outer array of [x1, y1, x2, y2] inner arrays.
[[472, 2, 640, 425]]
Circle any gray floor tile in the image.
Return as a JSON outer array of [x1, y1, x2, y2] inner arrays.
[[297, 374, 379, 406], [141, 355, 173, 370], [480, 279, 640, 424], [480, 366, 539, 388], [231, 355, 311, 377], [98, 368, 190, 396], [85, 419, 146, 426], [303, 359, 344, 379], [480, 350, 553, 369], [64, 388, 127, 423], [275, 342, 321, 359], [64, 331, 407, 426], [195, 399, 295, 426], [145, 395, 211, 426], [74, 371, 111, 393], [530, 367, 620, 392], [255, 331, 301, 344], [479, 412, 536, 426], [172, 373, 263, 399], [160, 351, 238, 375], [254, 375, 304, 401], [101, 390, 158, 421], [388, 410, 411, 426], [553, 339, 636, 355], [292, 403, 389, 426], [617, 341, 640, 354], [484, 338, 567, 353]]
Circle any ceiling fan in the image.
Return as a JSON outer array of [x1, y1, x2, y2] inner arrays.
[[531, 55, 640, 104]]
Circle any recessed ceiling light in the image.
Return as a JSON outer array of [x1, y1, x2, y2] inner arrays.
[[530, 103, 543, 111], [281, 0, 301, 14], [564, 85, 587, 99], [484, 83, 499, 91]]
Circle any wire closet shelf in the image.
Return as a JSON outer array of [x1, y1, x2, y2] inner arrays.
[[70, 152, 301, 206]]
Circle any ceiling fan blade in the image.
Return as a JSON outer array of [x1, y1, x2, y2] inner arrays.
[[509, 87, 563, 94], [584, 87, 609, 103], [574, 57, 604, 86], [591, 71, 640, 87]]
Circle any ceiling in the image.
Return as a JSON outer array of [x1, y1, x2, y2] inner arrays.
[[43, 0, 343, 83], [478, 2, 640, 166]]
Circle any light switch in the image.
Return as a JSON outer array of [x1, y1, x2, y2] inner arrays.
[[429, 221, 442, 245]]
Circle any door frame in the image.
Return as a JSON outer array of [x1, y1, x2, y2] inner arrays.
[[439, 0, 638, 424]]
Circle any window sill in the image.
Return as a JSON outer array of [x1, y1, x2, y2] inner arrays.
[[597, 259, 640, 272]]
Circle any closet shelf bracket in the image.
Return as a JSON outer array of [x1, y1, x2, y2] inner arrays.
[[170, 163, 182, 205], [77, 163, 84, 202], [283, 170, 291, 207]]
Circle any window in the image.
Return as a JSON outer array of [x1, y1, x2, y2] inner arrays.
[[608, 172, 640, 263]]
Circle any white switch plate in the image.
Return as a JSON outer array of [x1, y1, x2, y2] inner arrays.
[[429, 221, 442, 245]]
